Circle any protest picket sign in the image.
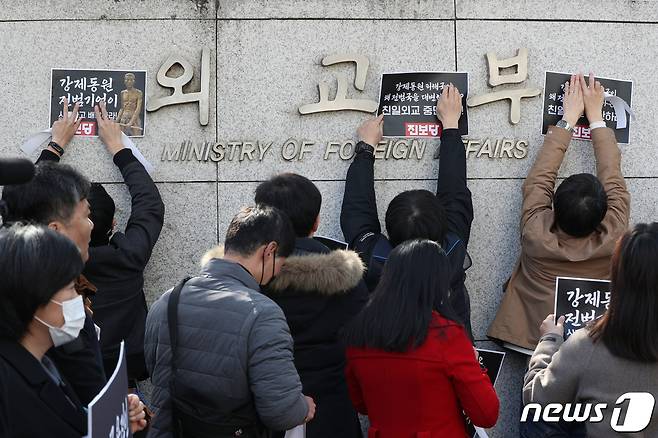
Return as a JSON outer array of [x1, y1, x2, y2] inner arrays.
[[542, 72, 633, 143], [86, 341, 132, 438], [464, 349, 506, 438], [51, 69, 147, 137], [377, 72, 469, 138], [554, 276, 611, 339], [284, 424, 306, 438]]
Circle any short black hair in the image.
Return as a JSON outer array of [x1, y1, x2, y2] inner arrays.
[[554, 173, 607, 237], [344, 239, 460, 352], [0, 224, 83, 341], [254, 173, 321, 237], [2, 161, 91, 225], [224, 205, 295, 258], [88, 183, 115, 247], [385, 190, 448, 247]]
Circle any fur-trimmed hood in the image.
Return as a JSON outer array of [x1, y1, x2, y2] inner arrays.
[[200, 244, 365, 296], [268, 249, 365, 296], [201, 245, 225, 267]]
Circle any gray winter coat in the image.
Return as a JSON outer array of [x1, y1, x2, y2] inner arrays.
[[144, 257, 308, 437]]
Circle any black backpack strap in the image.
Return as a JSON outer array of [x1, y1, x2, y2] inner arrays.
[[165, 276, 268, 438], [167, 277, 192, 398]]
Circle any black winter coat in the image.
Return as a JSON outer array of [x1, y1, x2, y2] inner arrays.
[[266, 237, 368, 438], [0, 340, 87, 438], [84, 149, 165, 381]]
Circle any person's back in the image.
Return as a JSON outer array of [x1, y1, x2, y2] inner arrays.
[[340, 86, 474, 336], [267, 240, 365, 393], [146, 262, 302, 435], [255, 173, 367, 438], [83, 149, 165, 382], [525, 328, 658, 437], [488, 73, 630, 353], [344, 240, 499, 438], [145, 206, 314, 437], [347, 314, 497, 438], [524, 222, 658, 437]]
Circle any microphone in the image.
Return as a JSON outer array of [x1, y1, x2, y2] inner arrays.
[[0, 158, 35, 186]]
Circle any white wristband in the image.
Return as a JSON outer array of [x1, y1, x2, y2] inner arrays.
[[589, 121, 607, 130]]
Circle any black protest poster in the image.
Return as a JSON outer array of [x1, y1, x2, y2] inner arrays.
[[50, 69, 147, 137], [542, 71, 633, 143], [87, 342, 132, 438], [477, 349, 505, 386], [554, 276, 611, 339], [377, 72, 469, 138], [464, 349, 506, 438]]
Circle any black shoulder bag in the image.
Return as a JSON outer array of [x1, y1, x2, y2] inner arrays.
[[167, 278, 270, 438]]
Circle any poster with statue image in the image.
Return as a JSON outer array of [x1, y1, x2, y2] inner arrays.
[[50, 68, 146, 137]]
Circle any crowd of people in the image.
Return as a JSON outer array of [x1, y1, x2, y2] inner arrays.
[[0, 72, 656, 438]]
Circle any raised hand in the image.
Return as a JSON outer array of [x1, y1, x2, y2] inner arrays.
[[94, 101, 125, 156], [51, 97, 81, 151], [436, 83, 462, 130], [357, 114, 384, 147], [561, 74, 584, 127], [580, 72, 605, 123]]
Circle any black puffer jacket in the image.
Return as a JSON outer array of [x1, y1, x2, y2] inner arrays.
[[266, 237, 368, 438]]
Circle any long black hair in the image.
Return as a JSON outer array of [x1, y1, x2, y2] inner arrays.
[[344, 239, 460, 352], [590, 223, 658, 362], [0, 224, 83, 341]]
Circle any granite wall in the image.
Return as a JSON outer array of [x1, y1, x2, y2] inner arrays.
[[2, 1, 656, 436]]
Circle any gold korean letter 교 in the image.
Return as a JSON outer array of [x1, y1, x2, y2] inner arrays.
[[299, 53, 378, 115], [147, 48, 210, 126]]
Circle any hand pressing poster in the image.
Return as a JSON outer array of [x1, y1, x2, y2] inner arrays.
[[542, 72, 633, 143]]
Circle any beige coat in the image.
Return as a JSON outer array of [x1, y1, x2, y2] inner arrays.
[[487, 126, 630, 351]]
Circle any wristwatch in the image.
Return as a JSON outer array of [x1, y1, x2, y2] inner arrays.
[[48, 141, 65, 156], [556, 119, 573, 133], [355, 142, 375, 155]]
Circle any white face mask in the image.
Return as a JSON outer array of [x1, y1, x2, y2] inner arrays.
[[35, 295, 86, 347]]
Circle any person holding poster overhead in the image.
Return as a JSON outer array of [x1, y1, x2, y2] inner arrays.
[[0, 225, 147, 438], [487, 73, 630, 354], [522, 223, 658, 437], [341, 84, 474, 337]]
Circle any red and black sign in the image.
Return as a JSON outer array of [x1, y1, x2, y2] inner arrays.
[[377, 72, 469, 138]]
